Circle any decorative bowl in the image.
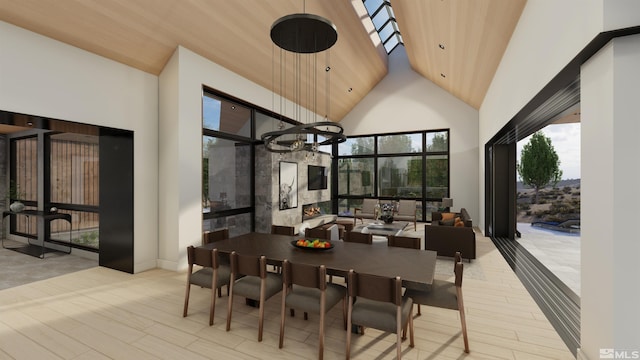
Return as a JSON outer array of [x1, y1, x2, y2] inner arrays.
[[290, 240, 334, 251]]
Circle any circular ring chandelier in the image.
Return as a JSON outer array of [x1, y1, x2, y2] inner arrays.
[[262, 7, 347, 153], [262, 121, 346, 153]]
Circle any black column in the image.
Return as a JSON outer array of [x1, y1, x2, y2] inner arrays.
[[491, 143, 516, 240], [99, 128, 134, 273]]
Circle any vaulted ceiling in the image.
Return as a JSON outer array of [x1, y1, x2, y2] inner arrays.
[[0, 0, 526, 121]]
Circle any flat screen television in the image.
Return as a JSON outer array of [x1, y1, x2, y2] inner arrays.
[[308, 165, 328, 190]]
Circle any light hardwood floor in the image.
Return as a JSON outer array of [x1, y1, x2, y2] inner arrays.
[[0, 230, 575, 359]]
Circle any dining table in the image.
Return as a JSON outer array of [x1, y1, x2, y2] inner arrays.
[[201, 232, 437, 291]]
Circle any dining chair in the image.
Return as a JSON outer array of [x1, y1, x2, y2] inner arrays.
[[393, 199, 417, 229], [346, 269, 414, 360], [271, 224, 295, 236], [226, 251, 282, 342], [344, 231, 373, 244], [270, 225, 295, 273], [387, 234, 423, 316], [305, 226, 331, 240], [405, 252, 469, 353], [387, 235, 421, 250], [279, 259, 347, 360], [203, 228, 231, 296], [203, 228, 229, 245], [183, 246, 230, 325], [353, 198, 378, 225]]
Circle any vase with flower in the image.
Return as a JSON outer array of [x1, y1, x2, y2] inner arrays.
[[7, 181, 25, 213], [379, 203, 395, 224]]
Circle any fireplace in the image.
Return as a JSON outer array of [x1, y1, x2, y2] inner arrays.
[[302, 201, 332, 221]]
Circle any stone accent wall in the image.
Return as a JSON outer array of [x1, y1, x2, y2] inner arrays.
[[254, 145, 332, 233]]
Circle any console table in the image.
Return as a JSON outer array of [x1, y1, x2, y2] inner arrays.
[[2, 210, 72, 258]]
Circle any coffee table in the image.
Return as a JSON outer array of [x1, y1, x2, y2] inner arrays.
[[352, 221, 409, 237]]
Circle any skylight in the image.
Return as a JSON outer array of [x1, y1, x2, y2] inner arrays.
[[363, 0, 403, 53]]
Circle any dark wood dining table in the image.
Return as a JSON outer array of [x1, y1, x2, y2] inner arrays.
[[201, 232, 437, 291]]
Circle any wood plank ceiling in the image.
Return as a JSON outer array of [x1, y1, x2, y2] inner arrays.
[[0, 0, 525, 122]]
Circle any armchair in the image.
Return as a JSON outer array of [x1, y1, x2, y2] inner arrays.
[[353, 198, 378, 225], [393, 199, 417, 229]]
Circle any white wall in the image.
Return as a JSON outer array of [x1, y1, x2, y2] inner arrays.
[[340, 46, 479, 221], [580, 34, 640, 360], [0, 21, 159, 273], [479, 0, 603, 232], [157, 46, 306, 271], [479, 0, 640, 231], [481, 2, 640, 358]]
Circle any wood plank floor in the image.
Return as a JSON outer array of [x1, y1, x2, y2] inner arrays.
[[0, 231, 575, 359]]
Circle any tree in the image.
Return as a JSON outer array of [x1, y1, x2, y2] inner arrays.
[[517, 131, 562, 204]]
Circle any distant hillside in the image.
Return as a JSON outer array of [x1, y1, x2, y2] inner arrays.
[[517, 179, 580, 191], [516, 179, 581, 223]]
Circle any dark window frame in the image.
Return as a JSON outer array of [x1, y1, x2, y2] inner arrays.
[[335, 129, 450, 222]]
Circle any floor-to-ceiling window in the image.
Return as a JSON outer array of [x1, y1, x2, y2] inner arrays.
[[9, 131, 100, 250], [202, 91, 254, 237], [10, 136, 38, 238], [49, 133, 100, 249], [336, 130, 449, 222]]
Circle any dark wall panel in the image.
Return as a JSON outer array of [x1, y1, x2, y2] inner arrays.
[[99, 128, 134, 273]]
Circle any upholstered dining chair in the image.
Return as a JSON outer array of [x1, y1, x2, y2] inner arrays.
[[203, 228, 229, 245], [305, 226, 331, 240], [226, 251, 282, 342], [353, 198, 378, 225], [393, 199, 418, 229], [344, 231, 373, 244], [270, 225, 295, 273], [405, 252, 469, 353], [203, 228, 231, 296], [183, 246, 230, 325], [346, 269, 414, 360], [387, 235, 421, 250], [279, 260, 347, 360], [271, 224, 295, 236]]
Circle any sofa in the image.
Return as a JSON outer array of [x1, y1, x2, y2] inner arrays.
[[425, 208, 476, 260]]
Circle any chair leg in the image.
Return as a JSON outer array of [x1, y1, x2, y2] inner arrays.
[[209, 286, 216, 326], [226, 281, 234, 331], [343, 297, 347, 330], [346, 297, 352, 360], [217, 287, 222, 298], [318, 307, 325, 360], [183, 283, 191, 317], [458, 293, 470, 353], [279, 285, 286, 349], [409, 306, 415, 347], [258, 279, 267, 342], [258, 300, 265, 341], [396, 324, 402, 360]]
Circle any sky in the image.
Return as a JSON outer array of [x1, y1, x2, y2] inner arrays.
[[516, 122, 581, 180]]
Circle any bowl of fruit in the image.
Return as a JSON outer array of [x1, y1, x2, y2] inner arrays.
[[291, 238, 333, 251]]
